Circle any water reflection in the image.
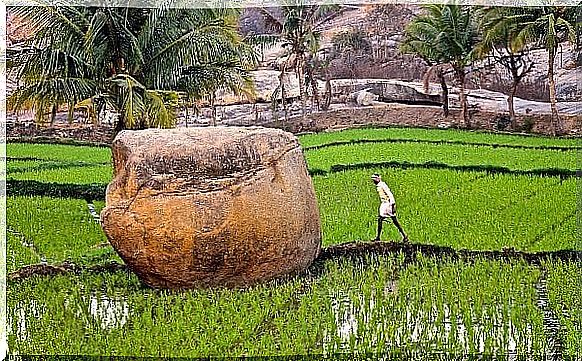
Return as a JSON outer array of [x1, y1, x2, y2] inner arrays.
[[323, 281, 533, 355], [88, 293, 129, 329], [8, 300, 44, 341], [8, 293, 129, 341], [9, 283, 543, 355]]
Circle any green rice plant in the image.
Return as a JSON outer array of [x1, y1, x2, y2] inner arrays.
[[8, 164, 113, 184], [313, 168, 576, 251], [7, 160, 45, 174], [7, 269, 336, 357], [6, 129, 578, 358], [7, 196, 119, 269], [299, 127, 581, 149], [7, 229, 41, 273], [7, 143, 111, 163], [544, 260, 582, 357], [314, 255, 548, 356], [304, 142, 577, 172]]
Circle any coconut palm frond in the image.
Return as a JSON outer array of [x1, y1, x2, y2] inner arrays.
[[9, 5, 258, 130]]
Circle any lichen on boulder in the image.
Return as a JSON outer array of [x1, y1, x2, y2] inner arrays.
[[100, 127, 321, 289]]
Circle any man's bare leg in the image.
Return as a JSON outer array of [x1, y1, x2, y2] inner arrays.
[[374, 216, 385, 241], [391, 216, 409, 242]]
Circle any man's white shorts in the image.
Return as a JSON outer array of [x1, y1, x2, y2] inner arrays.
[[379, 202, 395, 217]]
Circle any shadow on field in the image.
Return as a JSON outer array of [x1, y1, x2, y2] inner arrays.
[[8, 241, 581, 283], [317, 241, 581, 265]]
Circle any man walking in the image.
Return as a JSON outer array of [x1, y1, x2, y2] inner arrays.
[[371, 173, 409, 242]]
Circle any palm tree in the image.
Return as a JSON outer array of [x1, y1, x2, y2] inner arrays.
[[8, 6, 258, 131], [478, 6, 536, 128], [257, 3, 341, 119], [482, 5, 578, 135], [401, 23, 451, 117], [401, 4, 480, 127]]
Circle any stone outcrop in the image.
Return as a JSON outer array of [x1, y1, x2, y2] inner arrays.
[[355, 89, 381, 106], [100, 127, 321, 289], [334, 79, 442, 105]]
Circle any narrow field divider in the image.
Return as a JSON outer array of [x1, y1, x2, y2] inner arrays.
[[8, 137, 112, 148], [6, 156, 47, 162], [8, 160, 110, 174], [8, 261, 128, 282], [7, 179, 107, 201], [317, 241, 581, 265], [8, 241, 581, 283], [316, 161, 579, 179], [303, 138, 582, 152]]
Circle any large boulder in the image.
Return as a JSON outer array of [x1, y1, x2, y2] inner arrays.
[[100, 127, 321, 289]]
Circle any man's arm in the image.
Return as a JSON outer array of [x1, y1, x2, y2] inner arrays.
[[381, 183, 396, 204]]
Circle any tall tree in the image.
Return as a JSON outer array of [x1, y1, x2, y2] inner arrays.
[[401, 4, 480, 127], [257, 3, 340, 119], [401, 24, 451, 117], [478, 7, 536, 128], [8, 5, 257, 131], [483, 5, 578, 135]]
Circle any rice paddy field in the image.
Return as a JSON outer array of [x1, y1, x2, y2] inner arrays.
[[6, 127, 581, 359]]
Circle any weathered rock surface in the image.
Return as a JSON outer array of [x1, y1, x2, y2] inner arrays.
[[335, 79, 442, 105], [100, 127, 321, 289], [355, 89, 381, 106]]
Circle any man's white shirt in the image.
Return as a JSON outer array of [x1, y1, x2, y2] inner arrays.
[[377, 181, 395, 204]]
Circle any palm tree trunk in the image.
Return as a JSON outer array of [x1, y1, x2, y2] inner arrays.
[[307, 64, 321, 111], [211, 93, 217, 127], [114, 117, 125, 134], [437, 68, 449, 117], [548, 46, 561, 136], [508, 79, 518, 129], [322, 76, 332, 111], [50, 104, 57, 125], [456, 68, 469, 128], [67, 102, 75, 124], [279, 70, 289, 122], [297, 54, 307, 118]]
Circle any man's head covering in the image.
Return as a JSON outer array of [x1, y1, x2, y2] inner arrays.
[[371, 173, 381, 180]]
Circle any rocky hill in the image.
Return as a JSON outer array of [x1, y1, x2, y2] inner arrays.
[[6, 5, 580, 136], [239, 5, 580, 103]]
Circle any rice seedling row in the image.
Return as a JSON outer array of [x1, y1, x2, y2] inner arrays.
[[7, 179, 108, 201], [7, 143, 112, 163], [543, 260, 582, 356], [304, 141, 577, 172], [8, 159, 109, 175], [298, 127, 581, 148], [8, 164, 113, 184], [303, 137, 580, 153], [7, 196, 120, 272]]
